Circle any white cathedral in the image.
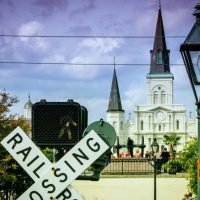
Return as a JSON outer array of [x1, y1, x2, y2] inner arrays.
[[106, 7, 196, 153], [23, 7, 197, 154]]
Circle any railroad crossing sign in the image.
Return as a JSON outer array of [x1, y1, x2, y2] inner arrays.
[[1, 127, 83, 199], [1, 126, 110, 200]]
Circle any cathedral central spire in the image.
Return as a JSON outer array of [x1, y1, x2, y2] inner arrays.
[[149, 6, 170, 73]]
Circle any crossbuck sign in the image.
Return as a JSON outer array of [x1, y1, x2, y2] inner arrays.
[[1, 127, 109, 200]]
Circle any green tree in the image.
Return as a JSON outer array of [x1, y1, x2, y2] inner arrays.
[[178, 138, 197, 196], [163, 133, 181, 160], [0, 90, 33, 199], [41, 147, 54, 162]]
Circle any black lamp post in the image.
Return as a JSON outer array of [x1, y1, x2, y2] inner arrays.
[[151, 138, 159, 200], [180, 3, 200, 199]]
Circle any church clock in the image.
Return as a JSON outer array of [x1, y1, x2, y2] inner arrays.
[[156, 111, 165, 121]]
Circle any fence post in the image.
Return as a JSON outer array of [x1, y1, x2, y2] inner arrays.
[[122, 159, 124, 175]]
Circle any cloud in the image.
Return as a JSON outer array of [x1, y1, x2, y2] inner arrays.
[[0, 0, 14, 10], [133, 9, 156, 35], [80, 38, 124, 54], [18, 21, 48, 50], [164, 8, 194, 34], [18, 21, 42, 37], [33, 0, 68, 13], [170, 55, 191, 91], [124, 87, 146, 105], [0, 68, 18, 79], [162, 0, 198, 11], [69, 0, 95, 17], [78, 97, 107, 123], [63, 56, 100, 80], [0, 0, 197, 124], [46, 37, 124, 80], [68, 25, 92, 35]]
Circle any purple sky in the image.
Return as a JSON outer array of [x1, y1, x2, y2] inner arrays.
[[0, 0, 199, 122]]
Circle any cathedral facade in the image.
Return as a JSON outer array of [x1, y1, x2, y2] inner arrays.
[[107, 7, 196, 153]]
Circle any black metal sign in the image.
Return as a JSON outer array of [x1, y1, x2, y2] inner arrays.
[[32, 99, 88, 147]]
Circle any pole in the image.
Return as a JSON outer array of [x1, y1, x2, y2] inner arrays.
[[154, 155, 157, 200], [197, 102, 200, 200]]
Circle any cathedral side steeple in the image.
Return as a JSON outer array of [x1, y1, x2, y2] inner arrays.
[[107, 66, 124, 112], [107, 62, 125, 142], [150, 7, 170, 74]]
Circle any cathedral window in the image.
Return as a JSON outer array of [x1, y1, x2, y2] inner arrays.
[[161, 91, 166, 104], [163, 124, 166, 131], [158, 125, 162, 131], [176, 120, 179, 130], [169, 115, 171, 130], [113, 121, 117, 129], [157, 50, 163, 65], [153, 92, 158, 104], [149, 116, 151, 130], [120, 121, 123, 130], [140, 120, 144, 130]]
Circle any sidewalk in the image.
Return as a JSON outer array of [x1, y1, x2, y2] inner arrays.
[[72, 177, 188, 200]]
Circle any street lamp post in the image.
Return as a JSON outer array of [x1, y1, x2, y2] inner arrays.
[[180, 3, 200, 199], [151, 138, 159, 200]]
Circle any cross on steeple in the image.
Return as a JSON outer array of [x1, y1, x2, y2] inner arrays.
[[28, 92, 31, 101], [159, 0, 161, 9]]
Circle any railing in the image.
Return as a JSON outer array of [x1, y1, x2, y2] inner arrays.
[[102, 158, 161, 175]]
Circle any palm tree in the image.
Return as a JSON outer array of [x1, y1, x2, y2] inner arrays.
[[163, 133, 181, 160]]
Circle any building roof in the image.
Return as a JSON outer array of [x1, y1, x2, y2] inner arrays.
[[149, 8, 170, 74], [107, 68, 124, 112], [24, 94, 33, 109]]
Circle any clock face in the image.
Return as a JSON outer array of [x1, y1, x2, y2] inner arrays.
[[156, 111, 165, 121]]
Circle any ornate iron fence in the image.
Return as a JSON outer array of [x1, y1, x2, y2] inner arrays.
[[102, 158, 161, 175]]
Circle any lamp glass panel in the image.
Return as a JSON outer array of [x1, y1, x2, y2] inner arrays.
[[189, 51, 200, 83], [151, 143, 158, 153]]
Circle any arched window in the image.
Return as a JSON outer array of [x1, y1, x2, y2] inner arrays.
[[176, 120, 179, 130], [113, 121, 117, 129], [159, 125, 162, 131], [120, 121, 123, 130], [157, 50, 163, 64], [161, 91, 166, 104], [140, 120, 144, 130], [153, 91, 158, 104], [149, 116, 151, 129]]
